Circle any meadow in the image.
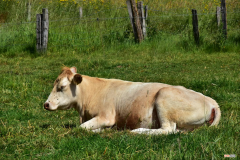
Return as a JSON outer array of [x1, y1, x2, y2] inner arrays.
[[0, 0, 239, 159]]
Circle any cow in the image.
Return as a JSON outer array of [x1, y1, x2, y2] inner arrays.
[[44, 66, 221, 135]]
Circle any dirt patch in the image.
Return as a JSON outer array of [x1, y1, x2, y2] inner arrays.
[[0, 12, 8, 24]]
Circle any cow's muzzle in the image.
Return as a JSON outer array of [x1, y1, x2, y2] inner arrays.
[[44, 102, 50, 110]]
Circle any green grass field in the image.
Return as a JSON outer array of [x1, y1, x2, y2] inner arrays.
[[1, 48, 239, 159], [0, 0, 240, 159]]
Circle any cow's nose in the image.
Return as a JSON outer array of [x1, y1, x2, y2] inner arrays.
[[44, 102, 49, 110]]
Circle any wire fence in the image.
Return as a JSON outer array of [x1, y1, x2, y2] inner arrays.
[[1, 7, 239, 25], [0, 2, 240, 52]]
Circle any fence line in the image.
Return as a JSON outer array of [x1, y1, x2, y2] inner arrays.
[[0, 21, 36, 26], [1, 29, 240, 48], [1, 10, 238, 26], [84, 7, 127, 17], [50, 24, 129, 35], [49, 18, 129, 28], [49, 26, 130, 42], [0, 43, 31, 47], [1, 0, 240, 52]]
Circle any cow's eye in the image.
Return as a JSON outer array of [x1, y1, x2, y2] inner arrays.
[[57, 86, 66, 92], [61, 86, 65, 90]]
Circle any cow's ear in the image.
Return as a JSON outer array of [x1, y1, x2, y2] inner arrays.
[[70, 67, 77, 74], [72, 74, 82, 85]]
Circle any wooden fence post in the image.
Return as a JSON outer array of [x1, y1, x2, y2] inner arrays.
[[216, 6, 221, 27], [27, 2, 31, 21], [144, 5, 148, 20], [79, 7, 83, 18], [36, 14, 42, 52], [130, 0, 143, 42], [137, 2, 142, 25], [126, 0, 138, 42], [221, 0, 227, 39], [137, 1, 147, 38], [42, 8, 49, 52], [126, 0, 143, 43], [192, 9, 199, 45]]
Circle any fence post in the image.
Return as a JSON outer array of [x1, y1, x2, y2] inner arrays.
[[192, 9, 199, 45], [137, 2, 142, 25], [221, 0, 227, 39], [126, 0, 138, 42], [130, 0, 143, 42], [144, 5, 148, 20], [36, 14, 42, 52], [137, 1, 147, 38], [126, 0, 143, 43], [216, 6, 221, 27], [27, 2, 31, 21], [79, 7, 83, 18], [42, 8, 49, 52]]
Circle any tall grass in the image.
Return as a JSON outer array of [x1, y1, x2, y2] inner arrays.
[[0, 0, 239, 56]]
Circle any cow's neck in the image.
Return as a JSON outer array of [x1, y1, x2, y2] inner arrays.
[[75, 75, 107, 119]]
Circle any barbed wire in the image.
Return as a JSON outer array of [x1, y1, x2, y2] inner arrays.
[[0, 28, 35, 34], [0, 43, 31, 47], [148, 8, 214, 13], [48, 16, 129, 23], [49, 26, 129, 43], [1, 9, 239, 27], [228, 19, 240, 22], [50, 31, 87, 35], [49, 17, 82, 22], [49, 17, 129, 28], [50, 43, 94, 48], [146, 19, 190, 28], [0, 11, 128, 26], [148, 9, 240, 15], [50, 22, 128, 35], [0, 21, 36, 28], [83, 6, 127, 17], [146, 24, 190, 32], [49, 20, 95, 28], [49, 38, 85, 43], [1, 36, 34, 42], [146, 29, 185, 35]]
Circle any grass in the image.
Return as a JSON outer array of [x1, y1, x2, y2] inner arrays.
[[0, 49, 239, 159], [0, 0, 240, 56], [0, 0, 240, 159]]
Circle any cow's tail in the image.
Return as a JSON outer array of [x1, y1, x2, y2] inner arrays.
[[208, 103, 221, 126]]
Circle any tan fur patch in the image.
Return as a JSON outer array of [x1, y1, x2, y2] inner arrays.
[[54, 67, 74, 85]]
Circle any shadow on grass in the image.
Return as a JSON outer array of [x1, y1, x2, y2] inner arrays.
[[40, 124, 77, 129], [24, 44, 36, 54], [40, 124, 50, 129], [62, 124, 77, 129], [0, 42, 44, 58]]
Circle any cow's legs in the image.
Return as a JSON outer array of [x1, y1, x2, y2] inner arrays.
[[80, 116, 114, 130], [131, 111, 178, 135], [131, 121, 177, 135], [132, 88, 179, 135], [92, 128, 102, 133]]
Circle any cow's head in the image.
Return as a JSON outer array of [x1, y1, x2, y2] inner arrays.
[[44, 67, 82, 111]]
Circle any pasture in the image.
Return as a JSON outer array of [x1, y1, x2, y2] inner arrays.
[[0, 0, 239, 159], [1, 48, 239, 159]]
